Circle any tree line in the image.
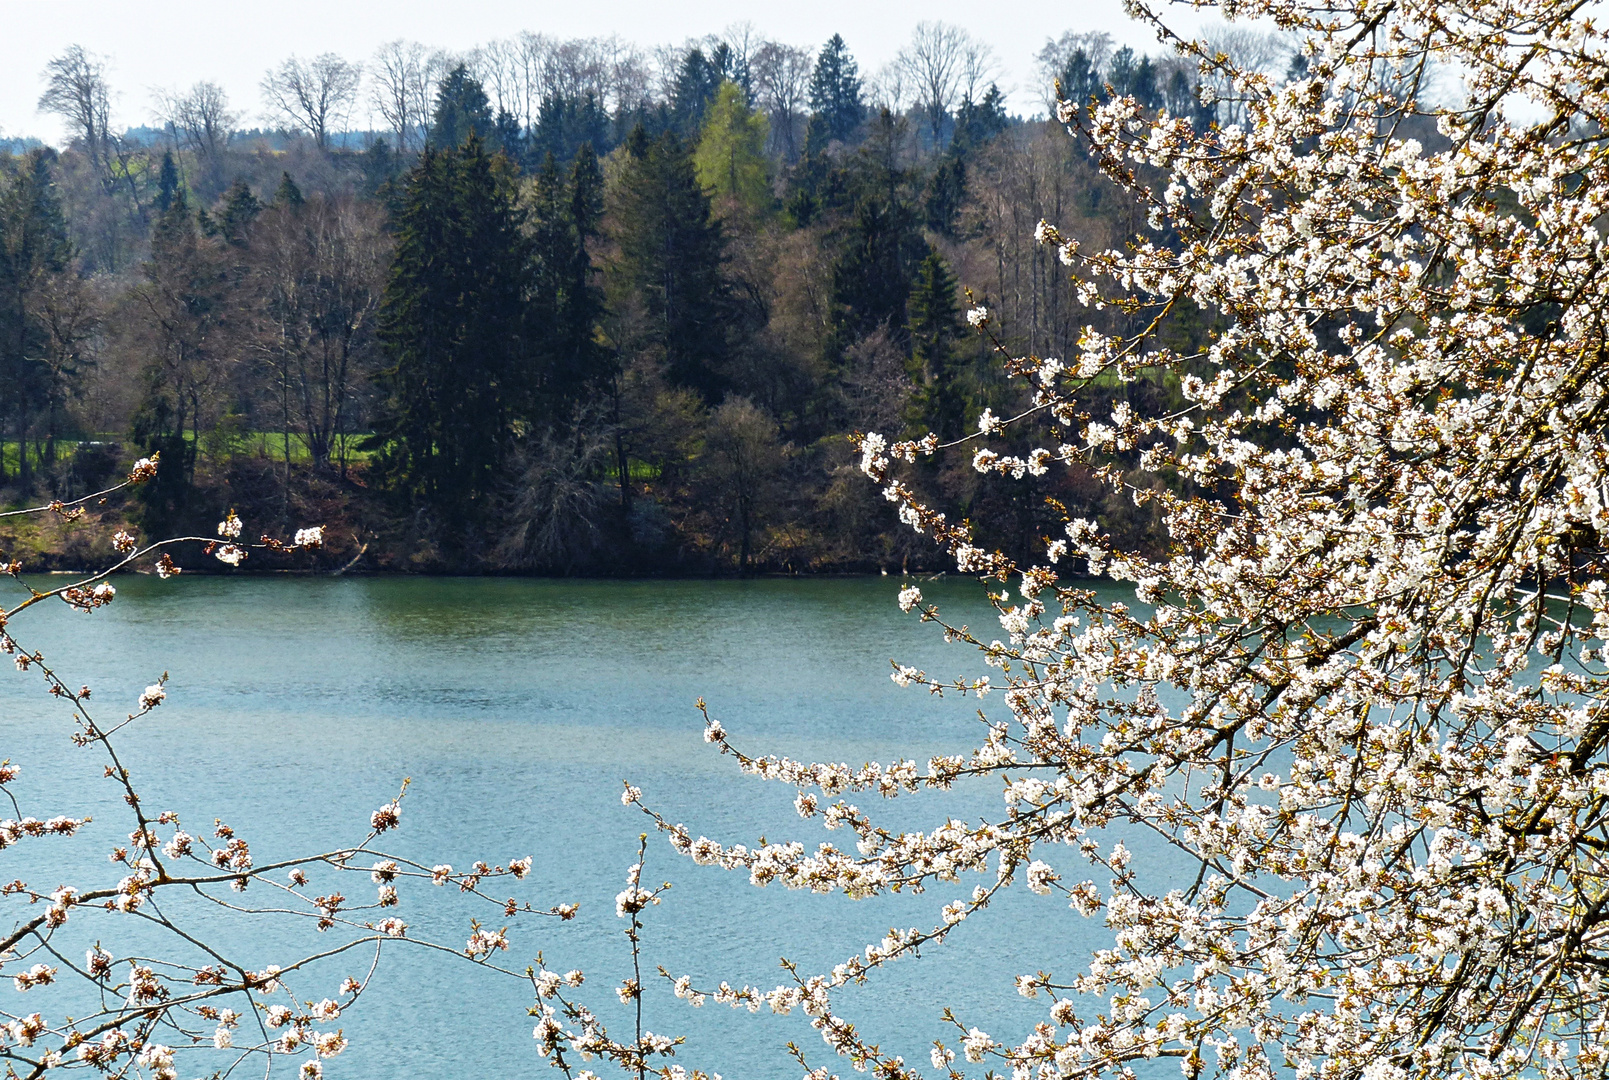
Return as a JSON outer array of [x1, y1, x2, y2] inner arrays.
[[0, 24, 1309, 573]]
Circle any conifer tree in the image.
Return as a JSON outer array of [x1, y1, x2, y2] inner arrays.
[[0, 150, 71, 486], [130, 188, 230, 531], [527, 150, 605, 403], [609, 128, 730, 398], [831, 111, 926, 348], [1057, 48, 1103, 107], [531, 92, 612, 165], [429, 65, 495, 151], [216, 179, 261, 245], [924, 157, 966, 236], [951, 86, 1009, 157], [807, 35, 865, 144], [156, 151, 179, 214], [693, 82, 771, 212], [373, 136, 530, 529], [669, 49, 722, 137], [905, 249, 964, 437], [273, 171, 303, 208]]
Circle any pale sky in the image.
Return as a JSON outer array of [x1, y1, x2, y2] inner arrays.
[[0, 0, 1187, 143]]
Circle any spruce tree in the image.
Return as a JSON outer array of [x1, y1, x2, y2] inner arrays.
[[156, 151, 179, 213], [609, 128, 731, 399], [808, 35, 865, 144], [373, 136, 531, 529], [1058, 49, 1104, 107], [670, 49, 721, 137], [905, 250, 965, 438], [216, 179, 261, 245], [951, 86, 1009, 157], [0, 151, 71, 487], [923, 156, 966, 237], [831, 111, 926, 348], [429, 65, 496, 151], [527, 151, 605, 402], [273, 171, 303, 208]]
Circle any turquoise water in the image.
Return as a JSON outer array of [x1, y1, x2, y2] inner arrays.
[[2, 576, 1175, 1079]]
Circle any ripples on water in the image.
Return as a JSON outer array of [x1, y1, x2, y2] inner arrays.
[[5, 575, 1181, 1079]]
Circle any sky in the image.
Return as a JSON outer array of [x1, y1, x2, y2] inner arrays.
[[0, 0, 1190, 144]]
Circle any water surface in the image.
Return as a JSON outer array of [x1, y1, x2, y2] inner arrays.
[[3, 575, 1171, 1079]]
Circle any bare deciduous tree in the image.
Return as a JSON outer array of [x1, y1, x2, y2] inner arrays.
[[370, 41, 435, 155], [1196, 24, 1292, 126], [38, 46, 113, 184], [752, 41, 813, 161], [893, 22, 995, 148], [155, 81, 237, 193], [245, 194, 387, 476], [261, 53, 363, 150]]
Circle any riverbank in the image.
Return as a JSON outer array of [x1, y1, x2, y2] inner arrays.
[[2, 450, 962, 577], [11, 436, 1164, 577]]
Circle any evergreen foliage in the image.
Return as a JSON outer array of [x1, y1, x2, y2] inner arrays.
[[156, 152, 179, 214], [273, 171, 303, 208], [905, 250, 963, 438], [923, 156, 966, 236], [372, 137, 531, 528], [429, 65, 496, 151], [130, 189, 229, 531], [0, 151, 72, 486], [669, 49, 724, 137], [807, 35, 865, 144], [608, 128, 731, 399], [831, 112, 926, 349], [217, 179, 261, 245], [527, 149, 606, 403], [530, 92, 612, 165], [951, 86, 1010, 157], [1058, 49, 1103, 106]]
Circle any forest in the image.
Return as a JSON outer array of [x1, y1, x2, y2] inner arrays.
[[0, 23, 1299, 573]]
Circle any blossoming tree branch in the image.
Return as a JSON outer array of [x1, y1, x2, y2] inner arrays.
[[536, 0, 1609, 1075], [0, 464, 572, 1080], [13, 0, 1609, 1071]]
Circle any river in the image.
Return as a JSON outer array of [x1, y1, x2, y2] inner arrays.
[[3, 575, 1174, 1079]]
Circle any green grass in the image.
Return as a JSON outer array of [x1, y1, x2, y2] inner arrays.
[[0, 433, 380, 474], [213, 431, 377, 465]]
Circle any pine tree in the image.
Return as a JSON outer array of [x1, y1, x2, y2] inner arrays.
[[808, 35, 865, 145], [609, 128, 730, 398], [693, 82, 771, 212], [429, 65, 496, 151], [156, 151, 180, 214], [373, 136, 531, 529]]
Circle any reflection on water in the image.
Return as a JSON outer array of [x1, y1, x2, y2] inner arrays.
[[4, 575, 1180, 1080]]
